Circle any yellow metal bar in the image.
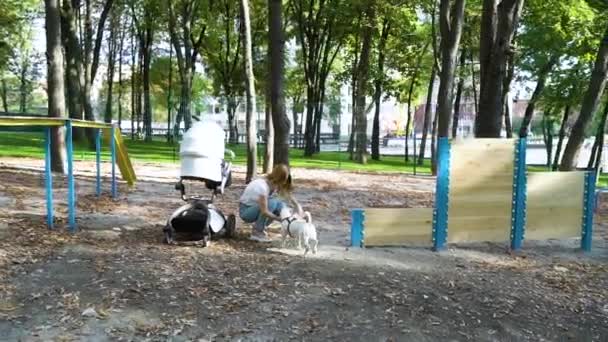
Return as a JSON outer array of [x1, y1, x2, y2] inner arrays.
[[0, 116, 65, 127], [70, 119, 112, 129]]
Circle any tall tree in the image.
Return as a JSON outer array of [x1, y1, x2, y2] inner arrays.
[[45, 0, 67, 173], [242, 0, 257, 182], [290, 0, 347, 156], [437, 0, 466, 137], [371, 18, 391, 161], [353, 1, 375, 164], [452, 48, 466, 138], [167, 0, 207, 133], [131, 1, 155, 140], [476, 0, 524, 137], [60, 0, 86, 141], [418, 65, 436, 165], [269, 0, 290, 165], [104, 9, 121, 123], [205, 0, 244, 144], [560, 25, 608, 170], [84, 0, 115, 124]]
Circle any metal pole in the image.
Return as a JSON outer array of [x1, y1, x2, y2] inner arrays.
[[95, 128, 101, 197], [111, 125, 117, 199], [167, 38, 173, 142], [45, 127, 54, 229], [66, 120, 76, 232]]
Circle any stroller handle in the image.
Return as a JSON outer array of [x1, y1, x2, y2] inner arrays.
[[225, 149, 235, 161]]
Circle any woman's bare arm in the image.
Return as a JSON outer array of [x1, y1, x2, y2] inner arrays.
[[257, 195, 281, 221]]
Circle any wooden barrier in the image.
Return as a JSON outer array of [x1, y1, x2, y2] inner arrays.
[[448, 139, 514, 243], [526, 172, 585, 240], [363, 208, 433, 247], [353, 138, 597, 252]]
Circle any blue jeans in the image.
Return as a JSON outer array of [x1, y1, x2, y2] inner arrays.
[[239, 198, 285, 233]]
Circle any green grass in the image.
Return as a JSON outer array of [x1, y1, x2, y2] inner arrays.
[[0, 131, 432, 174]]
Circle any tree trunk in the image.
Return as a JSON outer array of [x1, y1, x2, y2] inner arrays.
[[588, 101, 608, 169], [502, 50, 515, 138], [264, 96, 274, 173], [431, 104, 439, 175], [104, 22, 117, 123], [45, 0, 67, 174], [560, 26, 608, 171], [518, 56, 558, 137], [542, 114, 554, 169], [405, 79, 415, 161], [19, 67, 27, 113], [418, 65, 436, 165], [242, 0, 257, 182], [142, 26, 153, 141], [130, 17, 136, 140], [304, 85, 315, 156], [268, 0, 289, 165], [437, 0, 466, 138], [452, 49, 466, 138], [354, 2, 375, 164], [60, 0, 85, 141], [470, 51, 479, 118], [118, 18, 124, 128], [372, 19, 391, 161], [476, 0, 524, 137], [552, 105, 570, 171], [348, 35, 360, 157], [0, 79, 8, 112]]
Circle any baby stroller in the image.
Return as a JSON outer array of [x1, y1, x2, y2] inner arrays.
[[163, 121, 237, 246]]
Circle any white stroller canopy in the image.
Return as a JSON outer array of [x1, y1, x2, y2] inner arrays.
[[180, 121, 226, 182]]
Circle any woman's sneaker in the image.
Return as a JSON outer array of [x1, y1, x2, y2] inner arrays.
[[249, 231, 271, 242]]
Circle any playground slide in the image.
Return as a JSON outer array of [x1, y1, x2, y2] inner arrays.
[[104, 129, 137, 186], [114, 129, 137, 186]]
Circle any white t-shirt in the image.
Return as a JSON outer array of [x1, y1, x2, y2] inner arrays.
[[239, 178, 271, 206]]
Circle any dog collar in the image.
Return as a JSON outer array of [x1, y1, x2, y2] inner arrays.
[[282, 217, 296, 237]]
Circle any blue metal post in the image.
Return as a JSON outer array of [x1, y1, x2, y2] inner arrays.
[[111, 125, 117, 199], [510, 138, 527, 251], [66, 120, 76, 232], [581, 172, 597, 252], [45, 128, 54, 229], [95, 128, 101, 197], [351, 209, 364, 247], [433, 137, 450, 251]]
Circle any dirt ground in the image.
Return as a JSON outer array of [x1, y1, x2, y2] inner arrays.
[[0, 158, 607, 341]]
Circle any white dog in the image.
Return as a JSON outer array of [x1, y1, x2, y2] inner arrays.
[[279, 207, 318, 256]]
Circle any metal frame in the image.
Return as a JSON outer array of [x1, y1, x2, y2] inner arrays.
[[510, 138, 527, 251], [432, 137, 450, 251], [350, 209, 364, 247], [581, 172, 597, 252], [0, 117, 120, 232]]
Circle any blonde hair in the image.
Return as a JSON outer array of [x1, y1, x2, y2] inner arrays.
[[267, 164, 292, 194]]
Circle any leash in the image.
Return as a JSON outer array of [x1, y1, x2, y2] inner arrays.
[[281, 216, 297, 237]]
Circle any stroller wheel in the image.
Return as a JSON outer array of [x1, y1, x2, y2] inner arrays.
[[225, 214, 236, 238], [163, 225, 175, 244], [202, 234, 211, 247]]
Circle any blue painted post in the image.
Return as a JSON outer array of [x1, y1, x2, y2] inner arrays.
[[581, 172, 597, 252], [111, 125, 117, 199], [433, 137, 450, 251], [351, 209, 364, 247], [45, 128, 54, 229], [66, 120, 76, 232], [510, 138, 527, 251], [95, 128, 101, 197]]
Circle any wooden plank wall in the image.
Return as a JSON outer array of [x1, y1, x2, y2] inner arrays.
[[364, 208, 433, 246], [448, 139, 514, 243], [526, 172, 584, 240]]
